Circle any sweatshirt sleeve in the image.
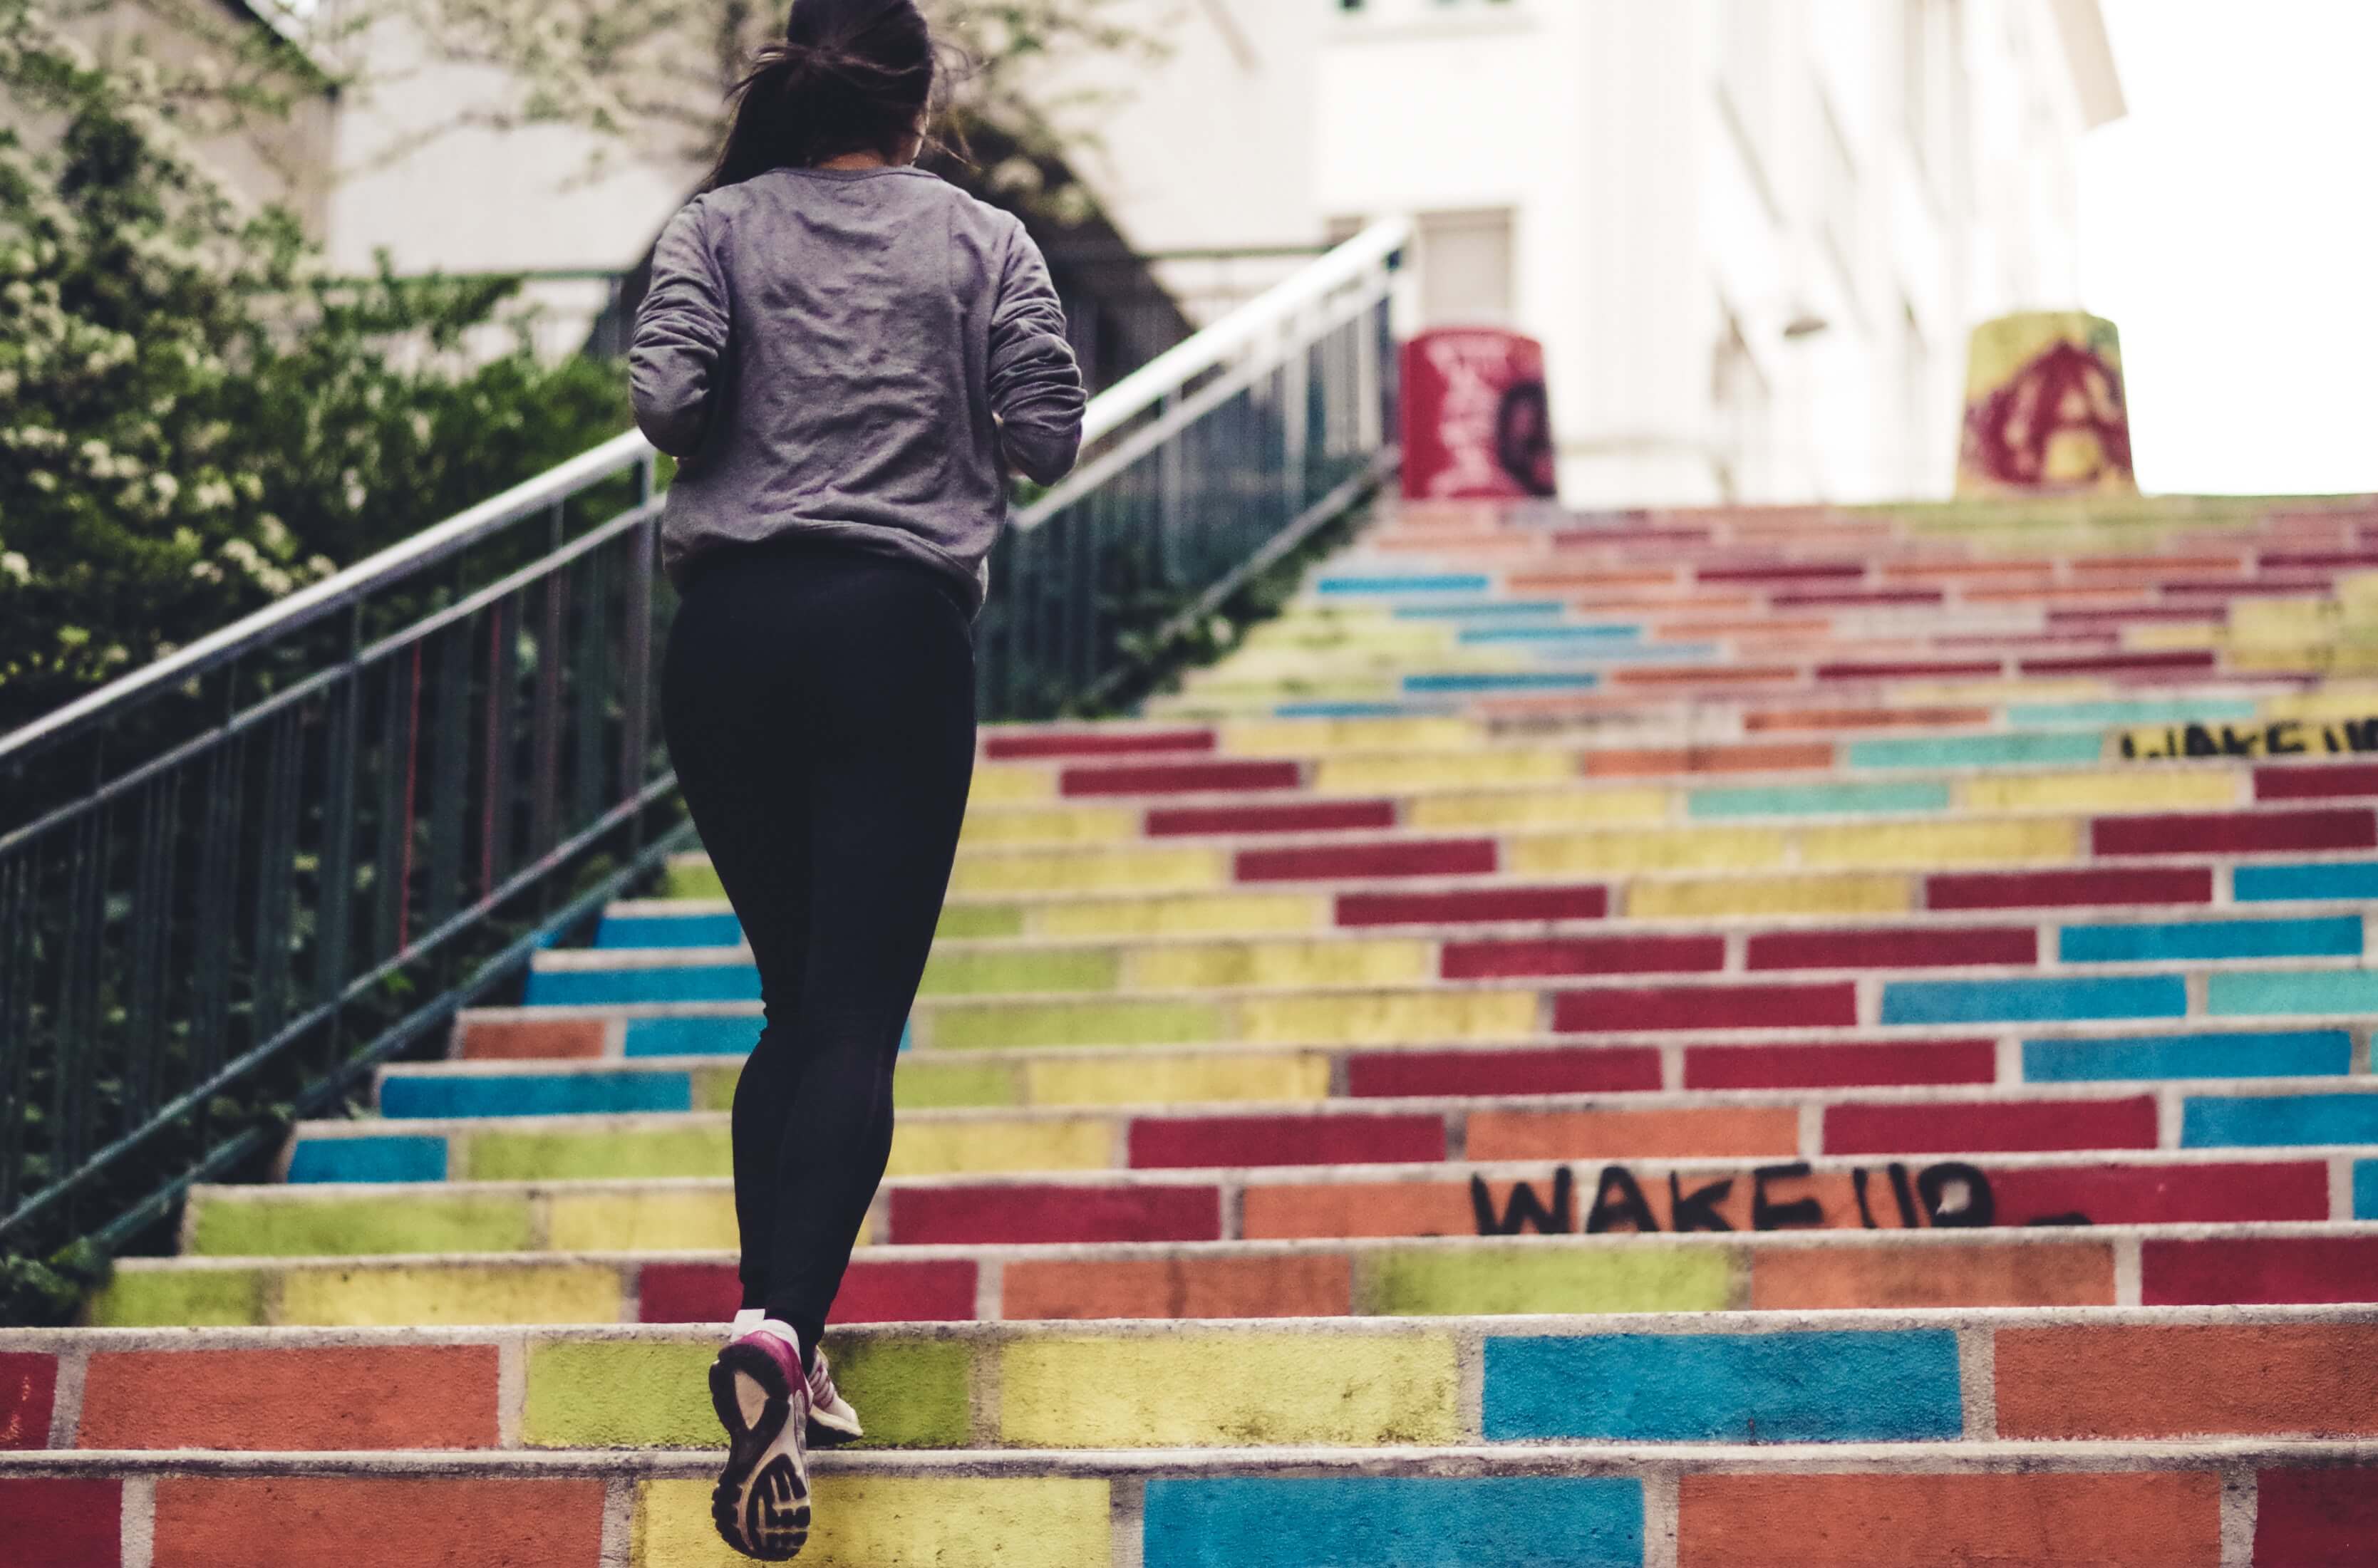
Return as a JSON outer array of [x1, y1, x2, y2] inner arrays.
[[630, 202, 729, 458], [987, 219, 1087, 486]]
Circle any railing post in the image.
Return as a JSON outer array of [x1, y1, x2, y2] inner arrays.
[[1281, 313, 1311, 520], [620, 458, 658, 853]]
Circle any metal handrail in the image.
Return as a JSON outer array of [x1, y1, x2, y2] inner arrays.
[[0, 217, 1406, 1284], [0, 435, 657, 769], [6, 219, 1409, 767], [1068, 217, 1410, 455]]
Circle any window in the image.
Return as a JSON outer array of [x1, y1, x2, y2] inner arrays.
[[1417, 209, 1515, 328], [1712, 303, 1772, 501], [1816, 88, 1861, 321], [1903, 0, 1942, 187], [1901, 296, 1932, 491], [1714, 0, 1781, 222]]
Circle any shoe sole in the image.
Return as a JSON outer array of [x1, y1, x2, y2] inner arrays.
[[710, 1342, 812, 1561], [808, 1397, 864, 1448]]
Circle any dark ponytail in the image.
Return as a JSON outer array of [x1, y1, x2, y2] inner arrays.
[[702, 0, 951, 192]]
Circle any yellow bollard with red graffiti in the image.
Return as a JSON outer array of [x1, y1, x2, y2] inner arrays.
[[1955, 311, 2137, 495]]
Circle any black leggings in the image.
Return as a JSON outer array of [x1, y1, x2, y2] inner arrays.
[[659, 537, 976, 1362]]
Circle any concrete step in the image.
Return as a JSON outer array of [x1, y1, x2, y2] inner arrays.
[[962, 688, 2378, 772], [862, 805, 2378, 902], [599, 851, 2378, 955], [478, 959, 2378, 1052], [937, 771, 2345, 853], [10, 1440, 2377, 1568], [183, 1146, 2378, 1256], [175, 1145, 2378, 1264], [1134, 677, 2373, 724], [170, 1143, 2378, 1258], [14, 1310, 2378, 1457], [398, 1020, 2375, 1116], [525, 908, 2378, 1005], [651, 847, 2378, 928], [275, 1079, 2378, 1185], [93, 1222, 2378, 1327]]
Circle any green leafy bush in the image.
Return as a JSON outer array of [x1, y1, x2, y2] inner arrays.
[[0, 0, 630, 733]]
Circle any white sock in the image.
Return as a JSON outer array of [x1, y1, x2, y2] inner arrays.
[[729, 1307, 765, 1336], [755, 1317, 803, 1360]]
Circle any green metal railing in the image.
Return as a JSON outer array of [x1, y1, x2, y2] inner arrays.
[[978, 217, 1407, 717], [0, 438, 688, 1267], [0, 217, 1406, 1276]]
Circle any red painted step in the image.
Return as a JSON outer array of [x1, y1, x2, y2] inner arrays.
[[2143, 1234, 2378, 1306], [1814, 658, 2005, 681], [638, 1258, 980, 1324], [1345, 1046, 1663, 1099], [1238, 838, 1497, 882], [2255, 764, 2378, 801], [2255, 1467, 2378, 1565], [1552, 981, 1859, 1034], [1744, 925, 2037, 970], [1824, 1096, 2160, 1155], [1127, 1113, 1445, 1169], [1442, 934, 1727, 980], [888, 1182, 1223, 1245], [1771, 588, 1945, 608], [1060, 759, 1301, 796], [4, 1477, 119, 1568], [1985, 1161, 2329, 1228], [1336, 884, 1608, 926], [1682, 1039, 1998, 1090], [985, 728, 1214, 760], [1, 1350, 58, 1450], [1697, 561, 1866, 583], [1147, 799, 1397, 836], [2092, 806, 2377, 856], [2020, 649, 2218, 675], [1924, 866, 2214, 910]]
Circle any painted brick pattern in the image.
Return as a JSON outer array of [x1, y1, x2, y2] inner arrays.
[[49, 489, 2378, 1559]]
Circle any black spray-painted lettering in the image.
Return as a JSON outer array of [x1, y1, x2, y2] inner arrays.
[[1583, 1165, 1658, 1235], [1668, 1173, 1735, 1232], [1469, 1167, 1573, 1236], [1752, 1162, 1824, 1230], [1477, 1159, 2090, 1235], [2121, 716, 2378, 761]]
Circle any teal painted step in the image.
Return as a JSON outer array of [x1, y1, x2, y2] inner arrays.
[[1848, 732, 2107, 769], [2021, 1029, 2353, 1082], [2059, 916, 2364, 964], [2005, 697, 2262, 728], [1144, 1476, 1642, 1568], [2210, 970, 2378, 1017], [1690, 781, 1950, 819], [1881, 975, 2188, 1024], [1317, 574, 1494, 595]]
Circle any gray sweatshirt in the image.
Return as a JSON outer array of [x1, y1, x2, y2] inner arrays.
[[629, 165, 1087, 613]]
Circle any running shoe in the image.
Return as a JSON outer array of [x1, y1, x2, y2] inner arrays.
[[725, 1311, 862, 1445], [709, 1322, 812, 1560], [805, 1345, 863, 1446]]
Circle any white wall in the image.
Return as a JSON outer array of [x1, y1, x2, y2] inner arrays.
[[276, 0, 2109, 505], [1069, 0, 1325, 254], [1287, 0, 2108, 507], [319, 11, 691, 279]]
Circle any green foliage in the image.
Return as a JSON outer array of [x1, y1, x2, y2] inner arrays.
[[0, 0, 629, 731], [0, 1238, 112, 1329], [361, 0, 1169, 217]]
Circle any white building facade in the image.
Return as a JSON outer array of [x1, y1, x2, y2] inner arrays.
[[217, 0, 2121, 508], [1080, 0, 2124, 507]]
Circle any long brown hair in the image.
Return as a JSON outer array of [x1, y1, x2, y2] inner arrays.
[[701, 0, 952, 193]]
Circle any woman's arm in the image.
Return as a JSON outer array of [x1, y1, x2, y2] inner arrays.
[[630, 202, 729, 458], [987, 220, 1087, 486]]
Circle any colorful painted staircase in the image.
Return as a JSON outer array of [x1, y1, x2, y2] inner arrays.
[[14, 492, 2378, 1564]]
